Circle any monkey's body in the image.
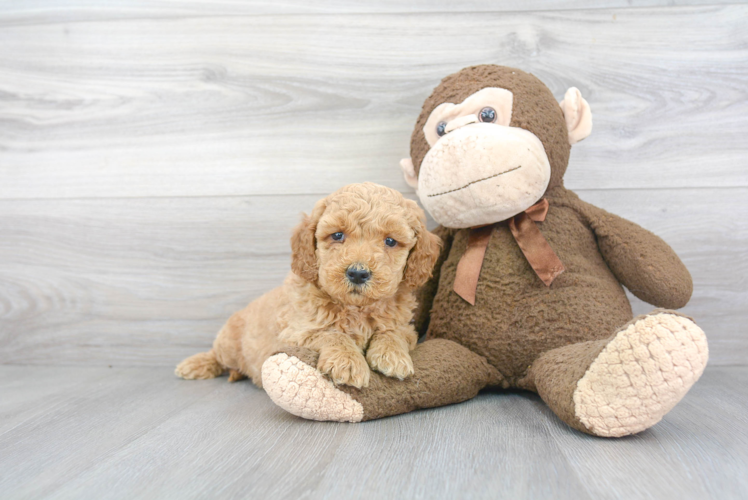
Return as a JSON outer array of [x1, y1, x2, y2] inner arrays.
[[423, 187, 635, 385], [261, 65, 708, 437]]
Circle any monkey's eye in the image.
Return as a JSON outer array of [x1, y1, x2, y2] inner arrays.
[[385, 237, 397, 248], [436, 121, 447, 137], [331, 232, 345, 242], [479, 107, 497, 123]]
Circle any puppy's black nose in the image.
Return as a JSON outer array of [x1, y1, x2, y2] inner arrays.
[[346, 266, 371, 285]]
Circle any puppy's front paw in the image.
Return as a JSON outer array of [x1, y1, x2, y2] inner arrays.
[[366, 343, 414, 380], [318, 347, 370, 389]]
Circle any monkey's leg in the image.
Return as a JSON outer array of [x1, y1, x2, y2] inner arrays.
[[527, 310, 708, 437], [261, 338, 503, 422]]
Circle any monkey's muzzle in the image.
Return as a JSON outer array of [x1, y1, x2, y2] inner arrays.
[[418, 123, 551, 228]]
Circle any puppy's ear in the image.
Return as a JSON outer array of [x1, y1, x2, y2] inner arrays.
[[403, 205, 442, 289], [291, 198, 327, 282]]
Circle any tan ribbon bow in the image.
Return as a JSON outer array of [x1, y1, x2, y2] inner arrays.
[[453, 198, 565, 305]]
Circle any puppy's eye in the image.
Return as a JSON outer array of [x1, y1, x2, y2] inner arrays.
[[331, 232, 345, 242], [479, 107, 496, 123], [436, 121, 447, 137], [385, 237, 397, 248]]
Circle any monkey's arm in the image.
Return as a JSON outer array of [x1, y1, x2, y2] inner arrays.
[[413, 225, 455, 336], [573, 199, 692, 309]]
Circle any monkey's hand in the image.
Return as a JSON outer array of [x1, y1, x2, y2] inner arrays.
[[577, 199, 692, 309]]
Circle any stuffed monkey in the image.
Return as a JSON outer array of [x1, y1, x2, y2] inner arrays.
[[261, 65, 708, 437]]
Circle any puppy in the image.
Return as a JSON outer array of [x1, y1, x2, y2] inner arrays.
[[175, 183, 441, 389]]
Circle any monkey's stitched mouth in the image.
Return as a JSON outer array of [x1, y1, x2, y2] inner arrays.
[[426, 165, 522, 197]]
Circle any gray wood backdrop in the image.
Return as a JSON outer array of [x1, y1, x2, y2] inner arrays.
[[1, 0, 746, 368]]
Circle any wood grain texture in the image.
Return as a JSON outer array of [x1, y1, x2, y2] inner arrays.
[[0, 364, 113, 435], [0, 0, 738, 19], [0, 364, 744, 499], [1, 5, 747, 199], [0, 366, 225, 498], [0, 188, 744, 367]]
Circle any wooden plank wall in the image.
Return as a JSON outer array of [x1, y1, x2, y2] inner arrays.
[[1, 1, 746, 367]]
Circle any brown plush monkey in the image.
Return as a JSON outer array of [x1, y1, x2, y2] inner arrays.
[[261, 65, 708, 437]]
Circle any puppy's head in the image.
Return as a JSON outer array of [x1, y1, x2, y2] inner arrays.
[[291, 183, 441, 306]]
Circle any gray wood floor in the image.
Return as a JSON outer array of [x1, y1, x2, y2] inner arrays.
[[0, 365, 746, 499], [1, 1, 747, 499]]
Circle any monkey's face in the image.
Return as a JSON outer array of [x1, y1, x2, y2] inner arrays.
[[400, 66, 592, 230], [418, 87, 551, 228]]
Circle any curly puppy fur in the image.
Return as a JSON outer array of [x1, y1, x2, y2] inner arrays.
[[175, 183, 441, 389]]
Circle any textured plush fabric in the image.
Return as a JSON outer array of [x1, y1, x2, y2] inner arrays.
[[573, 310, 708, 437], [262, 65, 705, 436], [420, 186, 640, 384], [410, 65, 571, 192], [262, 351, 365, 422], [409, 68, 697, 434], [352, 338, 502, 421], [418, 123, 552, 228], [527, 337, 611, 434], [264, 340, 502, 422], [265, 310, 706, 430], [559, 87, 592, 145], [578, 202, 693, 309]]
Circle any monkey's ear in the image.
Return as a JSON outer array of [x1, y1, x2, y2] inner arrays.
[[559, 87, 592, 145], [400, 158, 419, 189]]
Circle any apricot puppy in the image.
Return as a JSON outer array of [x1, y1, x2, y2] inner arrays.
[[175, 183, 441, 389]]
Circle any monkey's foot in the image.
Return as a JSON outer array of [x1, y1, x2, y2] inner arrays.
[[574, 311, 708, 437], [262, 350, 364, 422]]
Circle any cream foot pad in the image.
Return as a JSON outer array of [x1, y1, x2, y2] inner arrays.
[[262, 353, 364, 422], [574, 312, 708, 437]]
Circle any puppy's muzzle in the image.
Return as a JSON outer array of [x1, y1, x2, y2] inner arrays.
[[345, 264, 371, 285]]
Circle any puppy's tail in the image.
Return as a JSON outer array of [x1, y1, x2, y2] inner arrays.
[[175, 349, 225, 380]]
